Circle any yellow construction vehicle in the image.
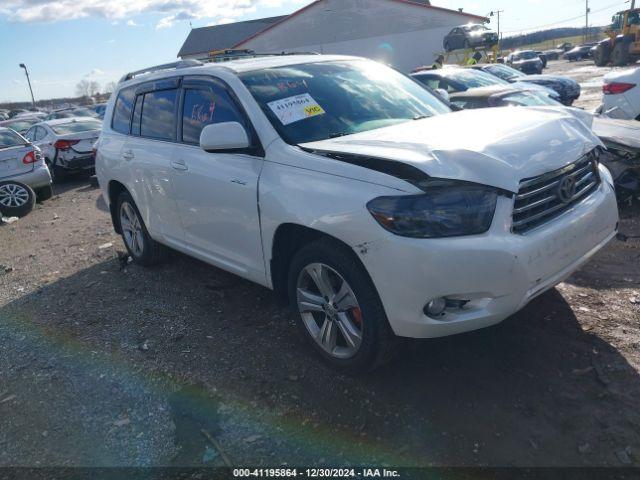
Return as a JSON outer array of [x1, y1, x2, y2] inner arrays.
[[593, 1, 640, 67]]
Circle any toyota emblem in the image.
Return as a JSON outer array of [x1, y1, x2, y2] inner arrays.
[[557, 175, 577, 203]]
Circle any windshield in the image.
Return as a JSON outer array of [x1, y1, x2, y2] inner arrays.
[[513, 51, 538, 60], [239, 60, 451, 144], [445, 69, 508, 88], [499, 91, 561, 107], [485, 64, 526, 80], [51, 120, 101, 135], [0, 129, 27, 148], [464, 24, 488, 31]]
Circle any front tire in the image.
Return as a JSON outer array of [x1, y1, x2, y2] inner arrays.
[[0, 181, 36, 218], [612, 42, 630, 67], [287, 238, 398, 374], [116, 191, 166, 266]]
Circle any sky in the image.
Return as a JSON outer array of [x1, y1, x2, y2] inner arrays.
[[0, 0, 631, 103]]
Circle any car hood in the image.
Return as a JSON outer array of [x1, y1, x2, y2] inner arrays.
[[513, 58, 540, 65], [299, 108, 601, 193], [592, 116, 640, 151]]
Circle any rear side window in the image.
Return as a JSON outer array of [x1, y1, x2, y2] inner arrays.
[[181, 87, 245, 144], [0, 129, 26, 148], [140, 89, 178, 141], [112, 87, 135, 134]]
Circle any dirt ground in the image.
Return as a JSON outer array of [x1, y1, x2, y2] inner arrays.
[[1, 60, 640, 468]]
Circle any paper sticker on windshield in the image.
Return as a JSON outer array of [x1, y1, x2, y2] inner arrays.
[[267, 93, 325, 126]]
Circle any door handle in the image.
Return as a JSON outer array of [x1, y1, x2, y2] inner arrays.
[[122, 150, 134, 161], [171, 159, 188, 171]]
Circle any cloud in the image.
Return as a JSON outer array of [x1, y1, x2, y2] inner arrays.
[[126, 19, 140, 27], [85, 68, 105, 78], [0, 0, 306, 29]]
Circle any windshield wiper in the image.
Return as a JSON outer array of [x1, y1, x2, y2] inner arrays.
[[328, 132, 349, 139], [413, 115, 431, 121]]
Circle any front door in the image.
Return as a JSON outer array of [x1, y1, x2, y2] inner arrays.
[[171, 77, 266, 283]]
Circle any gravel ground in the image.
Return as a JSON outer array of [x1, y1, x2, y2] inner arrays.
[[1, 61, 639, 468]]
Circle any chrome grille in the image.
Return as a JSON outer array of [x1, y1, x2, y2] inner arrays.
[[512, 153, 600, 234]]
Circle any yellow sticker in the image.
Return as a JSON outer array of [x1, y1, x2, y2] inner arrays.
[[304, 104, 325, 117]]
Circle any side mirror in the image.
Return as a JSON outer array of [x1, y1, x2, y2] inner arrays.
[[435, 88, 450, 102], [200, 122, 250, 152]]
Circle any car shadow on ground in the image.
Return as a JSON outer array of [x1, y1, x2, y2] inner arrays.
[[1, 250, 638, 467]]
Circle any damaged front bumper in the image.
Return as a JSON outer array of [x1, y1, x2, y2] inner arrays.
[[356, 165, 619, 338]]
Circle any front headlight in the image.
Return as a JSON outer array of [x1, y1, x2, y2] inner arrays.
[[366, 182, 498, 238]]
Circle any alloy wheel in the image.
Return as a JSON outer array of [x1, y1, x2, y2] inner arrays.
[[296, 263, 364, 359], [119, 202, 144, 257], [0, 183, 30, 208]]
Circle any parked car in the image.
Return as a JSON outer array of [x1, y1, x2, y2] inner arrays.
[[96, 55, 618, 373], [448, 85, 640, 202], [506, 50, 544, 74], [0, 127, 53, 206], [90, 103, 108, 119], [563, 44, 595, 61], [0, 116, 42, 135], [443, 24, 499, 52], [557, 42, 574, 52], [601, 67, 640, 121], [543, 49, 562, 61], [534, 51, 548, 68], [411, 67, 560, 101], [25, 117, 102, 181], [8, 109, 29, 119], [45, 107, 99, 121], [471, 63, 581, 105]]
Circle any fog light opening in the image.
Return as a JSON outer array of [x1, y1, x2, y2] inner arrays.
[[424, 298, 447, 318]]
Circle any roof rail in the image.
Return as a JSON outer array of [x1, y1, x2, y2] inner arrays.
[[199, 50, 321, 63], [119, 59, 203, 83]]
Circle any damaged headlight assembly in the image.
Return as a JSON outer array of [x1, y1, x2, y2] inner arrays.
[[366, 180, 499, 238]]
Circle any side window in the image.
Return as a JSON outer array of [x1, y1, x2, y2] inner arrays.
[[24, 127, 36, 142], [140, 89, 178, 141], [131, 95, 142, 136], [414, 76, 440, 90], [111, 87, 135, 134], [181, 85, 246, 144], [36, 127, 47, 141]]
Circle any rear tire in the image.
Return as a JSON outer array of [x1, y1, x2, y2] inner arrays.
[[287, 238, 399, 374], [0, 181, 36, 218], [612, 42, 630, 67], [46, 159, 65, 183], [116, 191, 166, 267]]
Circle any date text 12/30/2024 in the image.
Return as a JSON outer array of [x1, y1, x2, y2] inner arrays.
[[233, 468, 401, 478]]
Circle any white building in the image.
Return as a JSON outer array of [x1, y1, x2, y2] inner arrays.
[[178, 0, 486, 72]]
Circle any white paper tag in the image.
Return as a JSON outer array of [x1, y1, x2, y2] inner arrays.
[[267, 93, 326, 126]]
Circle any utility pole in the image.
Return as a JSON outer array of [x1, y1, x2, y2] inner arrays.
[[19, 63, 36, 109], [585, 0, 590, 42], [490, 10, 504, 53]]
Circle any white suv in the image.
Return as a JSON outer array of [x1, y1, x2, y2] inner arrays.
[[96, 55, 619, 373]]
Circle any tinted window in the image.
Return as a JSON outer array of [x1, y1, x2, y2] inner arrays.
[[36, 126, 47, 140], [24, 127, 36, 142], [181, 86, 245, 144], [112, 87, 135, 134], [131, 95, 142, 136], [141, 89, 177, 141]]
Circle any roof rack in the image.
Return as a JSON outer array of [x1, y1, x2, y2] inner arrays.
[[199, 49, 321, 63], [119, 59, 203, 83]]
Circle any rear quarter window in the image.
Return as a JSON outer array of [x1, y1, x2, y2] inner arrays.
[[111, 87, 135, 134]]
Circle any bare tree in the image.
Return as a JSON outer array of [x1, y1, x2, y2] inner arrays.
[[75, 79, 91, 98], [104, 81, 117, 94], [88, 81, 101, 97]]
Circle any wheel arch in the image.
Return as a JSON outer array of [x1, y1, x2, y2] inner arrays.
[[108, 179, 129, 234], [269, 223, 374, 306]]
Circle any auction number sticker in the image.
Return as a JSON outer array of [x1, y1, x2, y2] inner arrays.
[[268, 93, 326, 125]]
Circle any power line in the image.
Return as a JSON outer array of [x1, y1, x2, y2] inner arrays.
[[502, 0, 625, 34]]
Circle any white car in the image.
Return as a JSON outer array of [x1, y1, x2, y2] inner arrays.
[[96, 55, 619, 373], [0, 127, 52, 207], [24, 117, 102, 181], [601, 67, 640, 121]]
